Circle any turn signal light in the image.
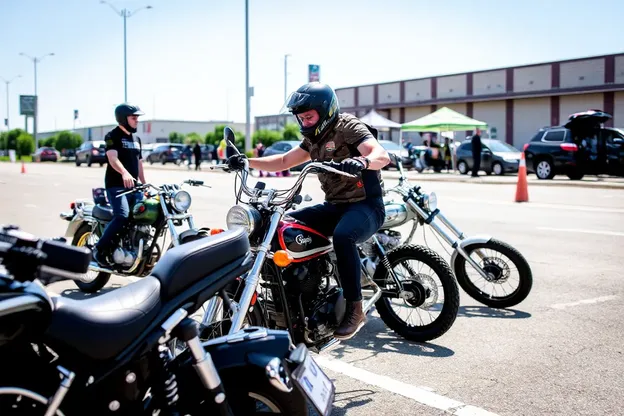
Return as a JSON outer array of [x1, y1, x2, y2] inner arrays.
[[273, 250, 293, 267], [210, 228, 225, 235]]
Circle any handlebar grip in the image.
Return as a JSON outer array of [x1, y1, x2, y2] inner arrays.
[[41, 240, 92, 274]]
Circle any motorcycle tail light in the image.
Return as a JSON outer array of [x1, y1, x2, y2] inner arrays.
[[70, 202, 76, 210], [210, 228, 224, 235]]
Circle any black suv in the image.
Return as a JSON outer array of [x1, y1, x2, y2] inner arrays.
[[524, 110, 624, 180], [75, 140, 107, 167]]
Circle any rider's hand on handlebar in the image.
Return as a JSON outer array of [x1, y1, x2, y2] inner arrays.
[[337, 158, 366, 175], [227, 154, 247, 171], [122, 172, 135, 189]]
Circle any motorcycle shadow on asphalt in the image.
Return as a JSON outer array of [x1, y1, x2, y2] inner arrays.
[[330, 389, 376, 416], [325, 314, 455, 362], [457, 305, 532, 319]]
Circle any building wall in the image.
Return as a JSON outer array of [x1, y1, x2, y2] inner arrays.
[[560, 59, 605, 89], [473, 100, 506, 142], [613, 92, 624, 127], [437, 74, 467, 99], [473, 70, 506, 96], [559, 93, 604, 125], [404, 79, 431, 102], [615, 56, 624, 85], [513, 97, 550, 148], [358, 85, 375, 106], [336, 88, 355, 108], [514, 65, 551, 93], [378, 82, 401, 105]]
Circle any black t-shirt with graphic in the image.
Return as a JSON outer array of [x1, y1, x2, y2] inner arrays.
[[104, 127, 143, 188]]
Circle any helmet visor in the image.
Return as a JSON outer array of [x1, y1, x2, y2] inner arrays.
[[279, 92, 313, 115]]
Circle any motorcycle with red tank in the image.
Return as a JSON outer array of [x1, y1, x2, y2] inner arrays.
[[198, 128, 460, 351]]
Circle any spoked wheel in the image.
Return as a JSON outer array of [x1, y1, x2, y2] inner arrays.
[[374, 245, 460, 342], [71, 224, 111, 293], [0, 388, 64, 415], [453, 238, 533, 308]]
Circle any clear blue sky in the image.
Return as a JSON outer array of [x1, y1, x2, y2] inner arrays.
[[1, 0, 623, 133]]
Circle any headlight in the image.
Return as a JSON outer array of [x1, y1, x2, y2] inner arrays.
[[172, 190, 192, 212], [226, 205, 260, 235], [422, 192, 438, 211]]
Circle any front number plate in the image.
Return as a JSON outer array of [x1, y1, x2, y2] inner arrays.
[[292, 353, 335, 416]]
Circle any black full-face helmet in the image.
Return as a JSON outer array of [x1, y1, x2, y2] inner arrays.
[[282, 82, 339, 141], [115, 103, 144, 133]]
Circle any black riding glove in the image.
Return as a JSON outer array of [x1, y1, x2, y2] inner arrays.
[[227, 154, 246, 171], [339, 158, 366, 175]]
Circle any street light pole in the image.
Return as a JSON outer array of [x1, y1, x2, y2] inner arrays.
[[244, 0, 251, 152], [19, 53, 54, 149], [284, 54, 291, 102], [100, 1, 152, 103], [0, 75, 21, 130]]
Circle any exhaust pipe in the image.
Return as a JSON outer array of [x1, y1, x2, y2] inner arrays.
[[88, 262, 114, 274]]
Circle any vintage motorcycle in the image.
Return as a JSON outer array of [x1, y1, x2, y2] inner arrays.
[[60, 179, 213, 292], [199, 127, 459, 351], [0, 224, 333, 416], [382, 154, 533, 308]]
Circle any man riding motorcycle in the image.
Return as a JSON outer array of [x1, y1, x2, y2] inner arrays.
[[228, 82, 391, 340], [92, 103, 146, 267]]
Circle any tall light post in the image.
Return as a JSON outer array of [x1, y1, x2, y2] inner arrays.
[[19, 52, 54, 149], [244, 0, 252, 152], [0, 74, 21, 130], [100, 1, 152, 103], [284, 54, 291, 102]]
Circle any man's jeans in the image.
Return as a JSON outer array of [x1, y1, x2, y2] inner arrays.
[[95, 187, 143, 252]]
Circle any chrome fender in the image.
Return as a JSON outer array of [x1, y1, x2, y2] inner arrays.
[[450, 235, 493, 273]]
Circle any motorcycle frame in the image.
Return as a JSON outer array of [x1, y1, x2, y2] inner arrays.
[[386, 157, 493, 280]]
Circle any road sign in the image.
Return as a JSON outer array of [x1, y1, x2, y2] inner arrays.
[[20, 95, 37, 116], [308, 65, 320, 82]]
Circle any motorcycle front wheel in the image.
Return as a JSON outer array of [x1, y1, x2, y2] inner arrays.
[[373, 244, 460, 342], [453, 238, 533, 308], [72, 224, 111, 293]]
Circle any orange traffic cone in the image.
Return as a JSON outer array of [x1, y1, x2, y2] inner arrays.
[[515, 153, 529, 202], [20, 161, 26, 174]]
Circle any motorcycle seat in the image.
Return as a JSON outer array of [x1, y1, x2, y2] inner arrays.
[[151, 227, 251, 300], [92, 204, 114, 222], [45, 276, 162, 361]]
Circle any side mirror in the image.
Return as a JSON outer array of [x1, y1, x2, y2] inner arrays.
[[223, 126, 237, 149], [304, 194, 313, 202], [613, 137, 624, 144]]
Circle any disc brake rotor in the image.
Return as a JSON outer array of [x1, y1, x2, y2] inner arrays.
[[413, 273, 439, 308], [482, 257, 511, 283]]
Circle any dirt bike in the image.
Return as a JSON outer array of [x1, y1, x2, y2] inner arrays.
[[198, 127, 460, 352], [60, 179, 214, 293], [383, 154, 533, 308]]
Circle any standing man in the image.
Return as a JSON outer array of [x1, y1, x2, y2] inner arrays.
[[193, 141, 202, 171], [471, 128, 482, 177], [92, 104, 146, 267]]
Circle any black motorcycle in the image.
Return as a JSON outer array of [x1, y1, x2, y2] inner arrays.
[[0, 224, 334, 415]]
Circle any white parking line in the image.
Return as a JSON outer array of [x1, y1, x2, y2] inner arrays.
[[315, 355, 500, 416], [445, 197, 624, 214], [550, 295, 618, 310], [536, 227, 624, 237]]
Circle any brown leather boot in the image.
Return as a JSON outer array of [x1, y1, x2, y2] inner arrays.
[[334, 300, 367, 340]]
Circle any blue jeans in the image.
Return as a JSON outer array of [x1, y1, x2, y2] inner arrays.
[[95, 187, 143, 251], [288, 197, 386, 301]]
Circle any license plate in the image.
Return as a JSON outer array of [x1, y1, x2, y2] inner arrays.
[[292, 353, 335, 416]]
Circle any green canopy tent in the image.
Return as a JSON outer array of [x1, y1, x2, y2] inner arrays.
[[400, 107, 488, 171]]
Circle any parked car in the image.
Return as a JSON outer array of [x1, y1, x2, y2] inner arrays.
[[263, 140, 309, 171], [455, 139, 521, 175], [145, 143, 185, 164], [380, 140, 413, 169], [75, 140, 107, 167], [523, 110, 624, 180], [32, 147, 59, 162]]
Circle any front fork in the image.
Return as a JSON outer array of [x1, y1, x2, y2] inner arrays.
[[403, 200, 491, 280]]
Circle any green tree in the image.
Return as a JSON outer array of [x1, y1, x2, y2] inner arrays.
[[169, 132, 185, 144], [252, 129, 282, 148], [55, 131, 83, 153], [205, 131, 217, 145], [2, 128, 26, 151], [42, 136, 57, 148], [282, 123, 301, 141], [186, 132, 202, 144], [17, 132, 35, 157]]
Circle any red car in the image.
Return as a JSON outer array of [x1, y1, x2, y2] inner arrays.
[[33, 147, 59, 162]]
